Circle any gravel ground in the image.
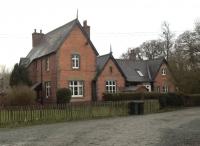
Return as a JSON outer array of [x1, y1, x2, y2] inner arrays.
[[0, 107, 200, 146]]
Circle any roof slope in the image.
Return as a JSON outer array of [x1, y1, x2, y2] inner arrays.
[[22, 19, 98, 66], [116, 58, 164, 82], [96, 53, 126, 80], [96, 53, 111, 73]]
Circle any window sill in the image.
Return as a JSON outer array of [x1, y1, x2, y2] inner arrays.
[[72, 95, 84, 98], [72, 68, 80, 70]]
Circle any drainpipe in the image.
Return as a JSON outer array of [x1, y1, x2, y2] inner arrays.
[[41, 59, 43, 105]]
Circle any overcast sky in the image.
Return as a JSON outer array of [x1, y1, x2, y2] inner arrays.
[[0, 0, 200, 69]]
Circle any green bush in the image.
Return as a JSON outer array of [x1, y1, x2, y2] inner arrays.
[[5, 85, 36, 106], [56, 88, 71, 104], [184, 94, 200, 106], [103, 92, 185, 108]]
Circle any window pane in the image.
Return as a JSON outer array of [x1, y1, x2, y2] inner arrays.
[[79, 86, 83, 95]]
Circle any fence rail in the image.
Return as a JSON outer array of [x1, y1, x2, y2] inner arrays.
[[0, 100, 159, 127]]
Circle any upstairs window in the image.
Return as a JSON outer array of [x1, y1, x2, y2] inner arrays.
[[72, 54, 80, 69], [161, 68, 167, 75], [136, 69, 144, 77], [106, 80, 117, 93], [45, 57, 50, 71]]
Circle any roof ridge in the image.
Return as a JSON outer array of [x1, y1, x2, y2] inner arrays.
[[97, 53, 111, 58], [46, 18, 77, 35]]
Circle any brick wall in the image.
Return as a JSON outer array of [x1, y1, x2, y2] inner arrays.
[[28, 53, 57, 103], [57, 25, 97, 102], [96, 59, 125, 101], [153, 63, 176, 93]]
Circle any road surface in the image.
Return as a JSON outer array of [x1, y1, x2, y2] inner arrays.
[[0, 107, 200, 146]]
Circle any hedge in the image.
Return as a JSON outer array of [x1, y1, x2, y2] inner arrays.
[[56, 88, 71, 104], [103, 92, 185, 108], [184, 94, 200, 106]]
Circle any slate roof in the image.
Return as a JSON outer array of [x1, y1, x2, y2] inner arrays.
[[116, 58, 165, 82], [21, 19, 98, 66], [96, 53, 126, 80], [96, 53, 111, 73], [19, 58, 30, 67]]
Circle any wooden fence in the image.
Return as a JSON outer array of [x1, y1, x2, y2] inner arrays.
[[0, 100, 159, 127]]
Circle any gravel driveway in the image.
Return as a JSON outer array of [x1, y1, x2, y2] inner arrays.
[[0, 107, 200, 146]]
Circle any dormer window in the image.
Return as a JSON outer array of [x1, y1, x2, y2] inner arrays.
[[72, 54, 80, 69], [136, 70, 144, 77], [162, 68, 167, 75]]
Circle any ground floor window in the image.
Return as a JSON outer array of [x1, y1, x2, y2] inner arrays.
[[157, 86, 160, 93], [162, 85, 169, 93], [44, 81, 51, 98], [69, 81, 84, 97], [106, 80, 117, 93], [144, 84, 151, 92]]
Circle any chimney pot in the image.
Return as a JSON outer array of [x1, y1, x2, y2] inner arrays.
[[83, 20, 90, 39], [40, 30, 42, 33], [32, 29, 44, 47], [83, 20, 87, 26]]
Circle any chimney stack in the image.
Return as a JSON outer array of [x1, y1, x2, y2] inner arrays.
[[32, 29, 44, 47], [129, 49, 137, 61], [83, 20, 90, 39]]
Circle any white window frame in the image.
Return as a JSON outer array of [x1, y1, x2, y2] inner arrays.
[[45, 81, 51, 98], [161, 68, 167, 75], [144, 84, 151, 92], [106, 80, 117, 93], [162, 85, 169, 93], [69, 81, 83, 97], [72, 54, 80, 69], [136, 70, 144, 77], [45, 57, 50, 71], [157, 86, 160, 93]]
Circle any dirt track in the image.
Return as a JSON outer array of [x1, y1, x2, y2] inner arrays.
[[0, 107, 200, 146]]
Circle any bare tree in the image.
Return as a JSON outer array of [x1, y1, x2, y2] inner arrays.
[[140, 40, 164, 60], [161, 21, 174, 61], [0, 65, 10, 93], [175, 30, 200, 70], [120, 48, 143, 60]]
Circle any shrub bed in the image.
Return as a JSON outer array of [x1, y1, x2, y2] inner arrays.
[[56, 88, 71, 104], [184, 94, 200, 106], [1, 85, 36, 106], [103, 92, 185, 108]]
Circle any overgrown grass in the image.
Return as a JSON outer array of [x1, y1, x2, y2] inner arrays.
[[0, 100, 159, 128]]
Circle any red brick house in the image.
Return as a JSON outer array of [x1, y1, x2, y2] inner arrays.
[[116, 58, 176, 93], [95, 53, 126, 100], [20, 19, 98, 103], [20, 18, 176, 103]]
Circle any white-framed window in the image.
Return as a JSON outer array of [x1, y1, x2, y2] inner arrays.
[[45, 57, 50, 71], [157, 86, 160, 93], [45, 81, 51, 98], [144, 84, 151, 92], [106, 80, 117, 93], [72, 54, 80, 69], [161, 68, 167, 75], [136, 69, 144, 77], [69, 81, 83, 97], [162, 85, 168, 93]]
